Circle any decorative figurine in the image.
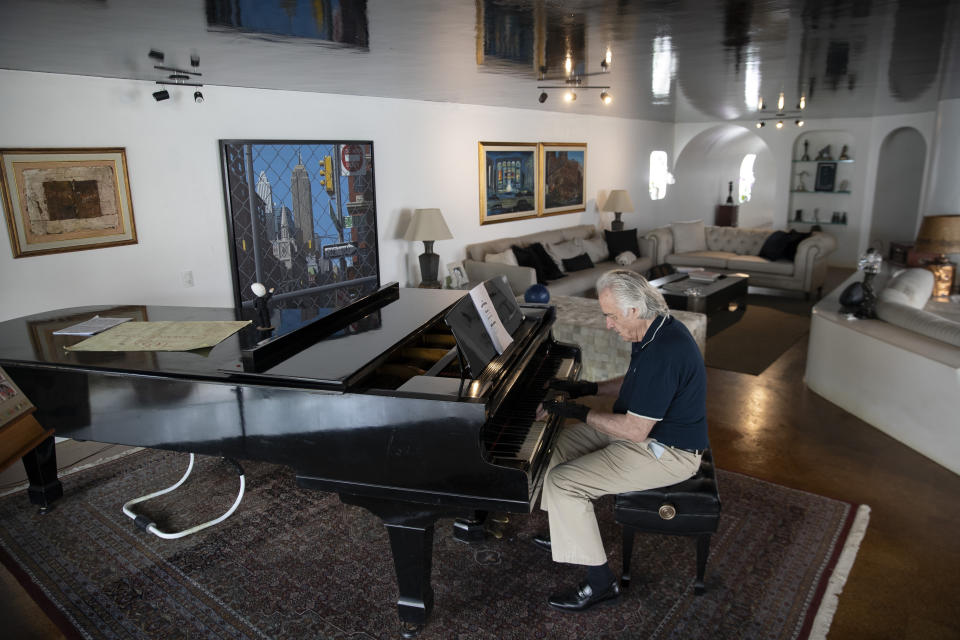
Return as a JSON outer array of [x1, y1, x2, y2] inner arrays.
[[839, 145, 850, 161], [856, 248, 882, 319], [795, 209, 803, 222], [841, 212, 847, 224], [726, 180, 734, 204], [796, 170, 810, 191], [251, 282, 275, 330], [800, 140, 811, 162], [838, 179, 850, 192], [815, 144, 833, 161], [813, 207, 820, 222]]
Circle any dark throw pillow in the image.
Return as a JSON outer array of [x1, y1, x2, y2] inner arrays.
[[604, 229, 641, 259], [782, 231, 812, 260], [512, 243, 563, 283], [562, 253, 595, 272], [529, 242, 565, 280], [758, 231, 791, 260]]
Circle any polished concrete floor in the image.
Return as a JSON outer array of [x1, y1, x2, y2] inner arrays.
[[3, 277, 959, 639]]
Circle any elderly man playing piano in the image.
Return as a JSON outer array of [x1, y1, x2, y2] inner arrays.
[[533, 268, 709, 612]]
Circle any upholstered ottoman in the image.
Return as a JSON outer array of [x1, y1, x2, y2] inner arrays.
[[547, 295, 707, 381], [614, 450, 721, 594]]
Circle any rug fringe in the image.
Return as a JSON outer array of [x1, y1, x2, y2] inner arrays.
[[807, 504, 871, 639]]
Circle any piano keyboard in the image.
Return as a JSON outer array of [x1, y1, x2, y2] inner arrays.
[[481, 348, 576, 468]]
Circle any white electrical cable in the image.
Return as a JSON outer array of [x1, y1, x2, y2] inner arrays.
[[122, 453, 245, 540]]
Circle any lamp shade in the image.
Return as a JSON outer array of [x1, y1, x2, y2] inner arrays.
[[914, 215, 960, 254], [603, 190, 634, 212], [404, 208, 453, 242]]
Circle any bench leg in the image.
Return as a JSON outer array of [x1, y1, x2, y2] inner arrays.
[[695, 533, 711, 595], [620, 526, 635, 589]]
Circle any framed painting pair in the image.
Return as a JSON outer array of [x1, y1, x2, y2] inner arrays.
[[478, 142, 586, 225]]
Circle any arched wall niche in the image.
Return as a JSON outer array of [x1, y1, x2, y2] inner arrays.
[[870, 127, 927, 256], [673, 124, 774, 228]]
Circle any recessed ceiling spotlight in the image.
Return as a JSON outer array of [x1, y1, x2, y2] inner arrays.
[[538, 91, 548, 103], [194, 91, 204, 104], [152, 89, 170, 102]]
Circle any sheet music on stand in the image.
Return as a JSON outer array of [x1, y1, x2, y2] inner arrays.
[[444, 276, 524, 379]]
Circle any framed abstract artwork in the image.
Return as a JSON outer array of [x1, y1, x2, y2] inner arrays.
[[539, 143, 586, 216], [0, 148, 137, 258], [218, 140, 381, 333], [478, 142, 539, 225], [815, 162, 837, 192]]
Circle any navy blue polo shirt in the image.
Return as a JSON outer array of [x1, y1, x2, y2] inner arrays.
[[612, 315, 709, 450]]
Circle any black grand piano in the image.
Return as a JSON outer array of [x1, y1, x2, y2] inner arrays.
[[0, 279, 581, 636]]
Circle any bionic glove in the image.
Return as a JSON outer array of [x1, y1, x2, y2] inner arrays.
[[541, 400, 590, 422], [547, 379, 598, 399]]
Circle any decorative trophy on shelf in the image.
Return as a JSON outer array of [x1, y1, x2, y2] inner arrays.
[[839, 145, 851, 161], [800, 140, 811, 161]]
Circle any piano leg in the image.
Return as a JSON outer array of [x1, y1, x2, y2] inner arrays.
[[22, 435, 63, 512], [340, 493, 462, 637]]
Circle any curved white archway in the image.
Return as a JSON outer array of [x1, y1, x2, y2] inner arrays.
[[673, 125, 775, 228], [870, 127, 926, 256]]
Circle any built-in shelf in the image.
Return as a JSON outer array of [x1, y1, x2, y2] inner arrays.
[[790, 221, 847, 226], [791, 190, 852, 194], [793, 159, 855, 163]]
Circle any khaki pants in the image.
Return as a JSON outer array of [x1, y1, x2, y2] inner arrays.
[[540, 422, 702, 566]]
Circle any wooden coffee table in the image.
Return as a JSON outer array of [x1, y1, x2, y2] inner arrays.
[[649, 272, 749, 336]]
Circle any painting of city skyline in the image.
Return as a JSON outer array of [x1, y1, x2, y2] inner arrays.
[[219, 140, 380, 335], [540, 142, 586, 216]]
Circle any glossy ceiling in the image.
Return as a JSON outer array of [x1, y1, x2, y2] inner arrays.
[[1, 0, 958, 122]]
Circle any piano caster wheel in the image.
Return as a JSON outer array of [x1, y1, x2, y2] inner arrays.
[[400, 621, 423, 638], [37, 505, 53, 515]]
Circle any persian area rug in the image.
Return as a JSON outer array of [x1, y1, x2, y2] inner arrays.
[[0, 450, 869, 640], [705, 295, 814, 375]]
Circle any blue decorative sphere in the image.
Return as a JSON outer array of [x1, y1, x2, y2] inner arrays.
[[524, 283, 550, 304]]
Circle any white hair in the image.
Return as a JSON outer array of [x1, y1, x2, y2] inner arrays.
[[596, 269, 670, 319]]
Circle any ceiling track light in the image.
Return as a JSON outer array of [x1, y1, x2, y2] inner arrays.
[[536, 82, 611, 105], [150, 49, 205, 104], [755, 92, 807, 129]]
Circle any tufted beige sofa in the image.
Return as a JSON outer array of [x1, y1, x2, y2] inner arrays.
[[463, 224, 653, 297], [645, 224, 836, 298]]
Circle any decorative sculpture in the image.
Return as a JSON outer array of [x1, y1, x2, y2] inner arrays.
[[800, 140, 811, 162], [815, 144, 833, 161], [251, 282, 275, 330], [856, 248, 882, 319], [796, 171, 810, 191], [839, 145, 850, 161]]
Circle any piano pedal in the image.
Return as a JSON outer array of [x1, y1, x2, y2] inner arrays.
[[490, 514, 509, 524], [487, 525, 504, 540]]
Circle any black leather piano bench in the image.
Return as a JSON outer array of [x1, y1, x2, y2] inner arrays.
[[614, 449, 721, 595]]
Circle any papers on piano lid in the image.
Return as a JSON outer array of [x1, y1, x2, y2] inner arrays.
[[52, 315, 132, 336], [64, 320, 251, 352], [469, 283, 514, 353]]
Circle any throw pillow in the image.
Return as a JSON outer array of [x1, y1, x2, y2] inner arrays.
[[878, 268, 934, 308], [484, 248, 518, 266], [580, 236, 609, 263], [562, 253, 595, 272], [758, 230, 791, 260], [546, 239, 583, 273], [670, 220, 706, 253], [604, 229, 641, 259], [529, 242, 565, 280], [615, 251, 637, 266], [782, 231, 812, 260]]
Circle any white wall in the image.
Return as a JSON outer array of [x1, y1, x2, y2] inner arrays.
[[0, 70, 672, 321]]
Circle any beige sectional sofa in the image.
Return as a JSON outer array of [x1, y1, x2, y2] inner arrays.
[[645, 221, 836, 297], [463, 224, 653, 297], [806, 267, 960, 474]]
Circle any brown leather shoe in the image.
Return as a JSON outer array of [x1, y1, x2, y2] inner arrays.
[[548, 580, 620, 612]]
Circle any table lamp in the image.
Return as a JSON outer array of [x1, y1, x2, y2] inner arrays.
[[914, 214, 960, 298], [603, 190, 634, 231], [404, 208, 453, 288]]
